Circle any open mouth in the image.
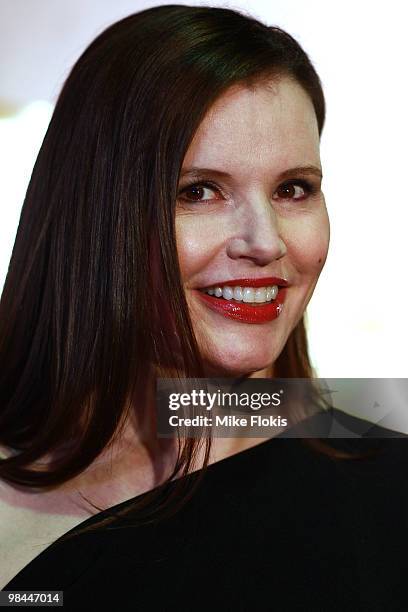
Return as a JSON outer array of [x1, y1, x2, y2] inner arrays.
[[195, 284, 287, 324], [198, 284, 280, 306]]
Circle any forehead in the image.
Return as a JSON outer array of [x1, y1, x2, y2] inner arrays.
[[183, 77, 320, 174]]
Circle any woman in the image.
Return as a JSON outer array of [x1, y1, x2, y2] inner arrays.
[[1, 5, 407, 609]]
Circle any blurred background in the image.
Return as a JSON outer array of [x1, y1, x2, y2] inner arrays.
[[1, 0, 407, 378]]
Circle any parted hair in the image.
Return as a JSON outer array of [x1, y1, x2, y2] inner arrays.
[[0, 4, 374, 543]]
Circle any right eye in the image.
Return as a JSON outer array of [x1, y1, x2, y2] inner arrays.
[[178, 181, 223, 204]]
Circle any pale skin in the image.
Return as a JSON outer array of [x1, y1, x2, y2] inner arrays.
[[176, 76, 329, 379], [173, 76, 330, 457], [116, 76, 330, 464], [0, 76, 330, 587]]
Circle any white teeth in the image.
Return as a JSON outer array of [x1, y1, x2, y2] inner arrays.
[[233, 286, 243, 301], [266, 286, 278, 300], [202, 284, 279, 303], [242, 287, 255, 303], [254, 288, 267, 303], [222, 286, 234, 300]]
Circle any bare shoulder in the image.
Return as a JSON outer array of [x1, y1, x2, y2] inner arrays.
[[0, 475, 89, 590], [0, 444, 121, 589], [0, 438, 176, 589]]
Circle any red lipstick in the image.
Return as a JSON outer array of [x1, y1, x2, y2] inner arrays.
[[195, 277, 288, 324]]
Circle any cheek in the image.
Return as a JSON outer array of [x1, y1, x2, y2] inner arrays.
[[285, 211, 330, 276], [176, 218, 221, 280]]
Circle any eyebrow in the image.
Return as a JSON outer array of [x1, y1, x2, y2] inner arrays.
[[179, 165, 323, 181]]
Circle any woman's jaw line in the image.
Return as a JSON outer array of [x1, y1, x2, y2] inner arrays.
[[200, 358, 275, 379]]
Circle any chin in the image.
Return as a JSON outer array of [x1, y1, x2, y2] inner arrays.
[[202, 353, 275, 378]]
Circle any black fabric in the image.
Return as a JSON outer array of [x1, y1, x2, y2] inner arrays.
[[4, 408, 408, 611]]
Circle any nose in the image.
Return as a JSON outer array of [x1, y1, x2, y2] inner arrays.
[[226, 194, 287, 265]]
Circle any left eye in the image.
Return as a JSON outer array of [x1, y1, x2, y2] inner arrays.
[[274, 181, 311, 201], [178, 182, 220, 203]]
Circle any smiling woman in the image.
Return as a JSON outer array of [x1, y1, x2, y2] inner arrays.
[[0, 4, 407, 610], [175, 79, 329, 376]]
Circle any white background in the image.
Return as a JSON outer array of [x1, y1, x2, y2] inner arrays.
[[1, 0, 407, 378]]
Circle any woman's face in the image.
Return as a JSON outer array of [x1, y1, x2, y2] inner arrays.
[[175, 76, 330, 377]]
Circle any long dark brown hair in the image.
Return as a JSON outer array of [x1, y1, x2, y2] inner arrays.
[[0, 4, 374, 544]]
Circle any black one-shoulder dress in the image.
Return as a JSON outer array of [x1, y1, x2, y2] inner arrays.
[[4, 407, 408, 611]]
